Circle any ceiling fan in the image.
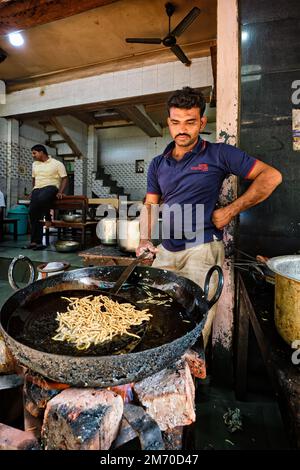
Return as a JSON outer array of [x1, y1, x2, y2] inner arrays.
[[0, 48, 7, 63], [125, 2, 201, 66]]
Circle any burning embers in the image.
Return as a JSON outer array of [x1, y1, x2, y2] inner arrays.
[[108, 383, 134, 404], [2, 347, 205, 450]]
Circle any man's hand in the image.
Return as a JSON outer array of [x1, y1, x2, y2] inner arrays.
[[56, 192, 64, 199], [136, 240, 158, 259], [212, 206, 235, 230]]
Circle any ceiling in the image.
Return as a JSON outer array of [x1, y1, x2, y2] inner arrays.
[[0, 0, 217, 131], [0, 0, 216, 90]]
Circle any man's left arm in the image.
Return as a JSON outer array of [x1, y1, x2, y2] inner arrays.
[[56, 176, 68, 199], [212, 160, 282, 229]]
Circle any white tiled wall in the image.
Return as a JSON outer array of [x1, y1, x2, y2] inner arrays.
[[0, 118, 8, 140], [104, 162, 150, 200], [74, 158, 83, 195], [20, 121, 49, 147], [0, 120, 52, 204], [96, 126, 170, 199], [98, 127, 171, 164], [1, 57, 213, 117], [55, 116, 88, 157]]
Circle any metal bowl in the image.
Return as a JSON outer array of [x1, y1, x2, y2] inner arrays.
[[62, 214, 82, 223], [54, 240, 80, 252]]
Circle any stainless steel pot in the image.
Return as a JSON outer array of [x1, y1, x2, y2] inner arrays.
[[267, 255, 300, 346], [55, 240, 80, 253], [96, 217, 117, 245], [62, 214, 82, 223], [117, 218, 140, 252], [117, 218, 162, 252]]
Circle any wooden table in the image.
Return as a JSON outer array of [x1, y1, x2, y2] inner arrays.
[[88, 198, 119, 210], [79, 244, 152, 267], [19, 198, 119, 221]]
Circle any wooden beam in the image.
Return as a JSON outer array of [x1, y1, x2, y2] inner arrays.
[[50, 117, 82, 158], [0, 0, 118, 35], [4, 87, 212, 121], [72, 111, 98, 125], [94, 119, 134, 129], [94, 110, 130, 123], [118, 105, 162, 137]]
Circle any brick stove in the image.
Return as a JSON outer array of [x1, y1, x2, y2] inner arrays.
[[0, 348, 205, 451]]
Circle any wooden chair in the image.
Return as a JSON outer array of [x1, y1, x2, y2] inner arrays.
[[0, 211, 18, 241], [43, 196, 98, 249]]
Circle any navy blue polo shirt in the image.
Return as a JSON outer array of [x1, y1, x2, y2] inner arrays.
[[147, 137, 257, 252]]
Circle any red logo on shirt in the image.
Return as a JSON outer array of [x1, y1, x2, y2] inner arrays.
[[191, 163, 208, 171]]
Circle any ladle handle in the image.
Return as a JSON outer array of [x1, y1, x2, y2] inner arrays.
[[8, 255, 36, 291], [204, 265, 224, 309], [110, 250, 149, 295]]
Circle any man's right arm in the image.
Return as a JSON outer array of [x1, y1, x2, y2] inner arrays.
[[136, 193, 161, 258], [28, 178, 35, 198]]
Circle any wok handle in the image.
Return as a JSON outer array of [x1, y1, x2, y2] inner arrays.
[[8, 255, 36, 291], [203, 265, 224, 309]]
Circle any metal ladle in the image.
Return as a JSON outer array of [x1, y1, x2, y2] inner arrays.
[[110, 250, 150, 294]]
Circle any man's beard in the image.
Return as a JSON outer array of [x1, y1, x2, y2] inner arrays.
[[175, 135, 197, 147]]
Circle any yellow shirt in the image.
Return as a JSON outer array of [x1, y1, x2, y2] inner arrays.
[[32, 156, 67, 189]]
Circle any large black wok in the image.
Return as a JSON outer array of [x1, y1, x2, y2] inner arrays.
[[0, 264, 223, 387]]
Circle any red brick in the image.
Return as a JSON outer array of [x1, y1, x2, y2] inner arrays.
[[0, 423, 40, 450], [42, 388, 123, 450], [134, 359, 195, 431], [0, 335, 16, 374], [183, 348, 207, 379], [24, 407, 43, 439]]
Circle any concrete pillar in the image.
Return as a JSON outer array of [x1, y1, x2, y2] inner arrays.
[[0, 118, 8, 198], [213, 0, 240, 385], [87, 125, 97, 198], [5, 118, 19, 208], [74, 159, 83, 196], [0, 80, 5, 105]]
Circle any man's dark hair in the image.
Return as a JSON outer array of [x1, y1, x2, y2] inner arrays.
[[167, 86, 206, 117], [31, 144, 48, 155]]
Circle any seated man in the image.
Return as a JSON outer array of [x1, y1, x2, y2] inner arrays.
[[24, 144, 68, 250]]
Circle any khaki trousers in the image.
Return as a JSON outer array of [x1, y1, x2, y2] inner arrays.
[[152, 241, 225, 348]]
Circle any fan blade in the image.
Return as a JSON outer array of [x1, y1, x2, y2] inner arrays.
[[126, 38, 162, 44], [171, 7, 201, 38], [170, 45, 191, 66], [0, 48, 7, 63]]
